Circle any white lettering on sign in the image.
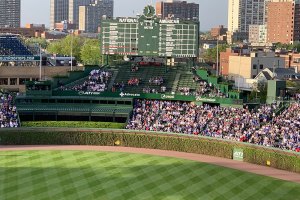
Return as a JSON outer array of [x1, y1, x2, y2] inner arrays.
[[159, 19, 180, 24], [161, 94, 175, 99], [196, 97, 216, 102], [233, 151, 244, 159], [118, 18, 138, 23], [78, 91, 101, 95], [120, 92, 141, 97]]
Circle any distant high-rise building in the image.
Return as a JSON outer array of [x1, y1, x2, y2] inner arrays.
[[79, 0, 113, 33], [50, 0, 69, 30], [267, 0, 300, 44], [79, 4, 98, 33], [98, 0, 114, 19], [69, 0, 93, 28], [249, 24, 267, 44], [51, 0, 113, 31], [228, 0, 267, 38], [0, 0, 20, 28], [156, 0, 199, 21]]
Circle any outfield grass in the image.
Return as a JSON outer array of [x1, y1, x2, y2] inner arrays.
[[0, 151, 299, 200]]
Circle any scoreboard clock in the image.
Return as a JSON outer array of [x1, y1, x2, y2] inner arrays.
[[100, 6, 199, 58], [143, 5, 155, 18]]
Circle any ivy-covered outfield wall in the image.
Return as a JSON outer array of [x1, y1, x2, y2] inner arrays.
[[0, 128, 299, 173]]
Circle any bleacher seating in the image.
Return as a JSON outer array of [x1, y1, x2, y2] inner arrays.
[[60, 69, 113, 92], [54, 65, 209, 95], [0, 34, 33, 56], [177, 74, 199, 91], [111, 65, 178, 93]]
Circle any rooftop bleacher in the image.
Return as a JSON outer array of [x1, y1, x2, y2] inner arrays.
[[59, 68, 113, 92], [0, 34, 33, 56]]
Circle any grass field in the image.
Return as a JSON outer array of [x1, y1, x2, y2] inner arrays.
[[0, 150, 299, 200]]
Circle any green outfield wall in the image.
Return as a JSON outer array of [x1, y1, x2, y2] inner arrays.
[[0, 128, 299, 173]]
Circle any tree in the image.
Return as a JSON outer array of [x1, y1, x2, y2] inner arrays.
[[46, 36, 123, 66], [286, 80, 297, 88], [274, 42, 300, 52], [47, 41, 63, 55], [24, 38, 48, 49], [46, 35, 85, 61], [60, 35, 84, 61], [203, 44, 229, 63], [80, 39, 101, 65], [249, 81, 267, 103], [24, 37, 48, 49]]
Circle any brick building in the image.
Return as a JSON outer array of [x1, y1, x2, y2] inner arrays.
[[279, 53, 300, 72], [220, 48, 240, 76], [211, 25, 227, 38], [0, 24, 45, 38], [267, 0, 300, 44], [156, 0, 199, 21]]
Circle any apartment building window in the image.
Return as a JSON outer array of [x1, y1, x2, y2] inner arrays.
[[253, 64, 257, 69]]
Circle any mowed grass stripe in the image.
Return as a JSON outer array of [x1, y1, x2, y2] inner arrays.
[[0, 150, 299, 200]]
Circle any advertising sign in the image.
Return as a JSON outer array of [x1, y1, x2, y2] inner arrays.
[[233, 148, 244, 161]]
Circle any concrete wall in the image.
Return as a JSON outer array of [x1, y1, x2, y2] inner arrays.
[[228, 56, 252, 79]]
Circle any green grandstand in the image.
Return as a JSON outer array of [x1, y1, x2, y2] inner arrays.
[[15, 64, 246, 123]]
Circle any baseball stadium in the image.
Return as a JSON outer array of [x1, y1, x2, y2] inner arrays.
[[0, 5, 300, 200]]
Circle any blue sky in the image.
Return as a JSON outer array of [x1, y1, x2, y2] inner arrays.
[[21, 0, 227, 31]]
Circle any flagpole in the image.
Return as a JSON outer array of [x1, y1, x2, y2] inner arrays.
[[39, 44, 42, 80]]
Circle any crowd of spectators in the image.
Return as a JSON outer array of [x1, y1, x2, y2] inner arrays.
[[131, 64, 139, 72], [112, 82, 125, 92], [177, 81, 226, 98], [294, 93, 300, 101], [195, 81, 226, 98], [126, 99, 300, 152], [60, 70, 112, 92], [142, 86, 167, 94], [128, 77, 140, 86], [149, 77, 163, 86], [178, 87, 190, 96], [259, 103, 300, 151], [143, 87, 158, 94], [0, 93, 18, 128]]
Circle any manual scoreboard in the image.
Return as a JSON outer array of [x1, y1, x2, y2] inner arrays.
[[100, 5, 199, 58]]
